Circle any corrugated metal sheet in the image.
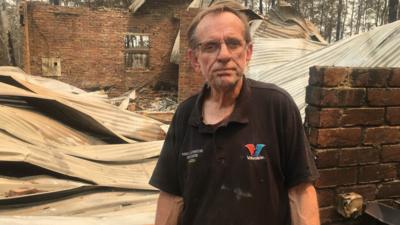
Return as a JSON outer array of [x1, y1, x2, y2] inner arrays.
[[0, 215, 155, 225], [0, 67, 108, 101], [0, 82, 133, 144], [0, 68, 165, 142], [0, 190, 158, 217], [248, 20, 400, 117], [249, 37, 326, 72], [0, 137, 156, 190], [128, 0, 146, 13], [65, 141, 164, 163], [0, 105, 107, 147], [255, 6, 326, 44], [0, 66, 166, 223], [0, 176, 88, 200], [188, 0, 210, 8]]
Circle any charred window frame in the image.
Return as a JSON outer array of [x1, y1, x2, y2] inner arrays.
[[124, 33, 150, 70]]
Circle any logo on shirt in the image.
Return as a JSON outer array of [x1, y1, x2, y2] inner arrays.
[[245, 144, 266, 160], [182, 149, 203, 164]]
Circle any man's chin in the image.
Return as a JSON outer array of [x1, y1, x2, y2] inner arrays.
[[212, 77, 241, 91]]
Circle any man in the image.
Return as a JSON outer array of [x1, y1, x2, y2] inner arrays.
[[149, 2, 320, 225]]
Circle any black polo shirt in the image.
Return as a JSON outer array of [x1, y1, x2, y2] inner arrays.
[[150, 78, 318, 225]]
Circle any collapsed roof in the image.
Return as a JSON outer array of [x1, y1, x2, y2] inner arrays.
[[248, 20, 400, 117], [0, 67, 166, 224]]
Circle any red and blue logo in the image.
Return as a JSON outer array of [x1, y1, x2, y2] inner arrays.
[[245, 144, 266, 160]]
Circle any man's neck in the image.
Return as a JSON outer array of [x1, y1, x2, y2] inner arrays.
[[207, 78, 243, 108], [202, 78, 243, 125]]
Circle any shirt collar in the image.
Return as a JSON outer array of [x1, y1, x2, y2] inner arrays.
[[188, 77, 252, 127]]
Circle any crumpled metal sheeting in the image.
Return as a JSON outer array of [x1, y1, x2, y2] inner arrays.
[[255, 7, 326, 44], [248, 20, 400, 118], [0, 69, 165, 142], [0, 82, 133, 144], [0, 214, 156, 225], [0, 67, 108, 103], [0, 191, 158, 218], [0, 139, 157, 190], [128, 0, 146, 13], [0, 176, 90, 200], [0, 105, 106, 147], [65, 141, 164, 163], [249, 37, 325, 72]]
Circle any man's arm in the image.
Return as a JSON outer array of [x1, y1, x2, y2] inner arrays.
[[288, 182, 320, 225], [154, 191, 183, 225]]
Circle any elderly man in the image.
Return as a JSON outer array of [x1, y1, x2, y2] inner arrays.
[[149, 2, 320, 225]]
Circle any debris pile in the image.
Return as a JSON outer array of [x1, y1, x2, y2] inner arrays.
[[134, 87, 178, 112], [0, 67, 167, 225]]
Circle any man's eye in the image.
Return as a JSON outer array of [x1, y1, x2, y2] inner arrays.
[[202, 42, 219, 52], [226, 40, 242, 49]]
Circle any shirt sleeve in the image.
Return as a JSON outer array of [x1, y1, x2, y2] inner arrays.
[[149, 111, 182, 196], [281, 97, 319, 189]]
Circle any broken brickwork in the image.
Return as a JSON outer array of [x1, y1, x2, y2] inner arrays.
[[178, 8, 204, 102], [21, 1, 185, 96], [305, 66, 400, 225]]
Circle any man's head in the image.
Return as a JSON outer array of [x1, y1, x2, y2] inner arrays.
[[187, 2, 253, 91]]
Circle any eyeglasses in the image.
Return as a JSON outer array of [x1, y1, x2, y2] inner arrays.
[[196, 38, 246, 55]]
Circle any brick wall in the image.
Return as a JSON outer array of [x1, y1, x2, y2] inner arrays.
[[22, 2, 182, 96], [305, 66, 400, 224], [178, 8, 204, 102]]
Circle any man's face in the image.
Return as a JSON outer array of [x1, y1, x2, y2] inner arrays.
[[189, 12, 253, 91]]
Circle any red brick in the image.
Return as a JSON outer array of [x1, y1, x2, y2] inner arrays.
[[310, 128, 361, 148], [377, 181, 400, 198], [386, 107, 400, 125], [359, 164, 397, 183], [306, 106, 342, 128], [315, 149, 339, 168], [364, 127, 400, 145], [342, 108, 384, 126], [350, 68, 390, 87], [339, 147, 379, 166], [367, 88, 400, 106], [317, 189, 335, 207], [381, 144, 400, 162], [309, 66, 351, 87], [336, 184, 377, 201], [388, 68, 400, 87], [316, 168, 357, 188], [306, 87, 366, 107], [24, 2, 182, 97]]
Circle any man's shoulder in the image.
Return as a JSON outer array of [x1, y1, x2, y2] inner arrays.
[[246, 78, 293, 101], [173, 94, 198, 119]]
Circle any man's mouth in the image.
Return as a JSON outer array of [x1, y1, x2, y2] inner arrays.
[[214, 68, 235, 75]]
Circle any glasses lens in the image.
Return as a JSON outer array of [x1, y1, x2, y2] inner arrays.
[[200, 41, 220, 53], [198, 38, 245, 55]]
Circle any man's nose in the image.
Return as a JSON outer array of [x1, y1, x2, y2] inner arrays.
[[216, 42, 232, 61]]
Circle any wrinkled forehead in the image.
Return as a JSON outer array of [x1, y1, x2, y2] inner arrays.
[[194, 11, 246, 42]]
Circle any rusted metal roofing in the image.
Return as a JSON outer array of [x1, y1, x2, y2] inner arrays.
[[188, 0, 210, 8], [0, 137, 156, 190], [0, 68, 165, 142], [0, 66, 166, 223], [248, 20, 400, 117], [255, 6, 326, 43], [0, 215, 156, 225], [249, 37, 326, 73], [128, 0, 146, 13]]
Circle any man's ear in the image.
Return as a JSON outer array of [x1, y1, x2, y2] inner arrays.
[[245, 42, 253, 63], [188, 48, 200, 73]]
